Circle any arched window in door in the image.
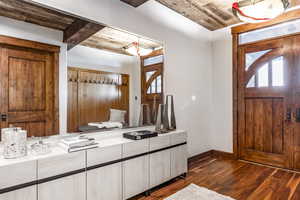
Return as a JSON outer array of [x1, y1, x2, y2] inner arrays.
[[246, 51, 284, 88]]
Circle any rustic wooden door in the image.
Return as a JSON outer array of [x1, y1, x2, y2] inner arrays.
[[237, 38, 294, 168], [292, 35, 300, 170], [0, 45, 56, 137]]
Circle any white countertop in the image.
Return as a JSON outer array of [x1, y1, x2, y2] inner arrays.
[[0, 127, 186, 167]]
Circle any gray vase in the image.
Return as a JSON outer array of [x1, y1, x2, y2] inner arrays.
[[168, 95, 176, 130], [155, 104, 164, 132], [161, 95, 176, 132]]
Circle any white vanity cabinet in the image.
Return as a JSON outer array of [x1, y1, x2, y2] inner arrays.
[[122, 139, 150, 199], [0, 186, 37, 200], [86, 145, 123, 200], [149, 135, 171, 188], [87, 163, 122, 200], [149, 150, 171, 188], [0, 130, 188, 200], [123, 155, 149, 199], [37, 151, 86, 200], [38, 173, 85, 200], [170, 132, 188, 178]]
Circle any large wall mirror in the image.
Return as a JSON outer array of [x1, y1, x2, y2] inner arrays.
[[0, 0, 164, 137], [66, 26, 164, 133]]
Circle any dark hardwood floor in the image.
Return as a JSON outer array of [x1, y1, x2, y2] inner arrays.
[[132, 156, 300, 200]]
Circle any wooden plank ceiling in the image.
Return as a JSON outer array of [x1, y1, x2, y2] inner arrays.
[[0, 0, 104, 49], [81, 27, 163, 56], [121, 0, 300, 31], [156, 0, 238, 31]]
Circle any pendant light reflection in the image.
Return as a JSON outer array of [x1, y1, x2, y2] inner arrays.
[[125, 45, 153, 56]]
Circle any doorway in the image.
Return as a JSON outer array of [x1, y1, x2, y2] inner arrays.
[[237, 35, 300, 169]]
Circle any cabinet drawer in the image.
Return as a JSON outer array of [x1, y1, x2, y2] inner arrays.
[[0, 160, 37, 189], [123, 139, 149, 158], [171, 132, 187, 145], [149, 135, 170, 151], [87, 145, 122, 167], [38, 151, 85, 179], [38, 173, 85, 200]]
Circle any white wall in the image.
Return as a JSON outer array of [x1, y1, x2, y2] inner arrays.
[[0, 16, 68, 135], [68, 45, 141, 126], [211, 28, 233, 153], [32, 0, 214, 156]]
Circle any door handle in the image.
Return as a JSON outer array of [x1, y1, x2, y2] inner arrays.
[[0, 114, 7, 122], [286, 108, 292, 122], [296, 108, 300, 122]]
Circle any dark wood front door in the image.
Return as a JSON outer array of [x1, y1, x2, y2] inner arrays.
[[0, 45, 57, 137], [237, 38, 295, 168]]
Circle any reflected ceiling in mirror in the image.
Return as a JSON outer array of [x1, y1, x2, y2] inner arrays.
[[80, 27, 163, 56]]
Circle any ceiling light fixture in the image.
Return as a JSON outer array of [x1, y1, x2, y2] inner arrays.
[[232, 0, 289, 23], [125, 41, 153, 56]]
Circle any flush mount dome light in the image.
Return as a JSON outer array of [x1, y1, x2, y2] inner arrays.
[[232, 0, 290, 23]]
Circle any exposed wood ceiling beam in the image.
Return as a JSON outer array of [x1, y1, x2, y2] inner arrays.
[[63, 19, 105, 50], [120, 0, 149, 7], [0, 0, 77, 31]]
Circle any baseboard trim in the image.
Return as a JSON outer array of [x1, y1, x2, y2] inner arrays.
[[188, 150, 236, 164], [212, 150, 236, 160], [188, 150, 214, 163]]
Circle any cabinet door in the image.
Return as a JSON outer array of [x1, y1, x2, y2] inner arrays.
[[87, 163, 122, 200], [170, 145, 188, 178], [0, 186, 36, 200], [149, 150, 171, 188], [38, 173, 85, 200], [123, 155, 149, 199]]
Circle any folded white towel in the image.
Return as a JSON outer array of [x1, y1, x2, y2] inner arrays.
[[88, 121, 123, 129]]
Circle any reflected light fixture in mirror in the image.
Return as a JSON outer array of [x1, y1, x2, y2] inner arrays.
[[125, 44, 153, 56], [125, 41, 153, 56]]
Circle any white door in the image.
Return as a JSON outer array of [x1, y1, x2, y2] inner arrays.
[[38, 173, 85, 200], [0, 186, 36, 200], [123, 155, 149, 199], [87, 163, 122, 200], [149, 150, 171, 188], [170, 145, 188, 178]]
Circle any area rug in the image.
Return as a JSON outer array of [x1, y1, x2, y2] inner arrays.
[[165, 184, 235, 200]]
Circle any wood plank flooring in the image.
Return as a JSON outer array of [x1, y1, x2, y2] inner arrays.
[[131, 156, 300, 200]]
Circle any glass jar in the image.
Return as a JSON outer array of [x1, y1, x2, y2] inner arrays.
[[2, 128, 27, 159]]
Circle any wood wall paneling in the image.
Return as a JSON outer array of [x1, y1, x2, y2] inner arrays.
[[67, 68, 129, 133], [67, 69, 79, 132]]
